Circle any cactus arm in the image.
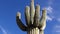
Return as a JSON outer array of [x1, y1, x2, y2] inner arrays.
[[34, 4, 40, 27], [40, 9, 46, 30], [30, 0, 35, 25], [16, 12, 27, 31], [25, 6, 30, 26]]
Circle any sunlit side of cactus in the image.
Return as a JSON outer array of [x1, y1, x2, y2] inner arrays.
[[16, 0, 46, 34]]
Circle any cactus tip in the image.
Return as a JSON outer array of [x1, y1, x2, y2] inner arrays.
[[16, 12, 21, 19]]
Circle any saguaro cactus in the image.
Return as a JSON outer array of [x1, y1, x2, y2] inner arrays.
[[16, 0, 46, 34]]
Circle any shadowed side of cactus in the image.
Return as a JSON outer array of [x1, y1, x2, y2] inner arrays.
[[16, 0, 46, 34], [16, 12, 27, 31]]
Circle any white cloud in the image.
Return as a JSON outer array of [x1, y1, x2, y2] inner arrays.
[[46, 15, 53, 21], [46, 0, 60, 23], [46, 6, 53, 13], [44, 0, 54, 21], [45, 6, 53, 21], [0, 26, 7, 34]]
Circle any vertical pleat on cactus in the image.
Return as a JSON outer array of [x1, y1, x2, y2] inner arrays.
[[25, 6, 30, 26], [30, 0, 35, 25]]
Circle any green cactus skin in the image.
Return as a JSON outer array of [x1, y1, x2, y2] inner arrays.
[[16, 0, 46, 34]]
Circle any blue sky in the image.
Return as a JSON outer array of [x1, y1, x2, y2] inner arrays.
[[0, 0, 60, 34]]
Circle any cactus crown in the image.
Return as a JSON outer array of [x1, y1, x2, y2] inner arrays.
[[16, 0, 46, 32]]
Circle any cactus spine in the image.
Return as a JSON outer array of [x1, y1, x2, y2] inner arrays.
[[16, 0, 46, 34]]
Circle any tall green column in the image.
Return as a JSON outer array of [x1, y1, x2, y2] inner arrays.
[[16, 0, 46, 34]]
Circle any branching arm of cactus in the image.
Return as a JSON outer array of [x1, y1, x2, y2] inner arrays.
[[34, 4, 40, 27], [40, 9, 46, 30], [16, 12, 27, 31], [25, 6, 30, 26], [30, 0, 35, 25]]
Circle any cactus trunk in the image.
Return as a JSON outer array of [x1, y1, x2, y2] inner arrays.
[[27, 27, 39, 34]]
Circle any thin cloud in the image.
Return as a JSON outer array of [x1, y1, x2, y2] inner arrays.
[[46, 6, 53, 13], [52, 25, 60, 34], [47, 0, 60, 23], [0, 26, 7, 34], [57, 18, 60, 22], [46, 15, 53, 21], [45, 0, 54, 21], [42, 0, 55, 22], [45, 6, 53, 21]]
